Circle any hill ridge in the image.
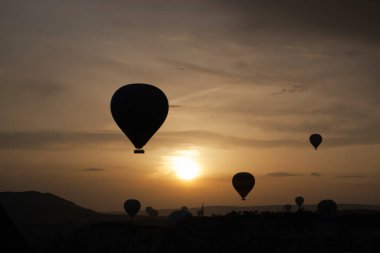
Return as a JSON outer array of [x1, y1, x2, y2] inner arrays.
[[0, 191, 100, 224]]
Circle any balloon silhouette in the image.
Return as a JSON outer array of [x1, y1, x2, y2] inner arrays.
[[145, 206, 159, 218], [284, 204, 292, 213], [124, 199, 141, 218], [111, 83, 169, 153], [309, 134, 322, 150], [232, 172, 255, 200], [295, 196, 304, 207], [317, 199, 337, 215], [168, 206, 192, 224]]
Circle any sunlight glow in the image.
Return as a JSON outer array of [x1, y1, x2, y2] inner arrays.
[[171, 153, 201, 181]]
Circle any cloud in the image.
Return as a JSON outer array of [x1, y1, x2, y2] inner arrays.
[[158, 131, 380, 150], [349, 183, 380, 188], [267, 172, 301, 177], [155, 131, 304, 149], [2, 130, 380, 151], [0, 131, 120, 150], [311, 172, 321, 177], [198, 174, 230, 183], [159, 58, 251, 82], [1, 0, 379, 146], [272, 85, 308, 95], [83, 168, 104, 172], [0, 130, 305, 150], [0, 79, 67, 97], [169, 104, 183, 108], [216, 0, 380, 43], [337, 175, 366, 178]]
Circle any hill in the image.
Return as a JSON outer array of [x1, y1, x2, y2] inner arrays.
[[0, 191, 102, 224], [0, 203, 31, 252], [0, 191, 115, 252]]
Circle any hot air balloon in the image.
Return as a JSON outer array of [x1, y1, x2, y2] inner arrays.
[[111, 83, 169, 153], [145, 206, 159, 218], [295, 196, 304, 212], [309, 134, 322, 150], [124, 199, 141, 218], [317, 199, 337, 215], [168, 206, 192, 224], [295, 196, 304, 207], [232, 172, 255, 200], [284, 204, 292, 213]]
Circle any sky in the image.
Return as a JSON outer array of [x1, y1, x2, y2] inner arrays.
[[1, 0, 380, 212]]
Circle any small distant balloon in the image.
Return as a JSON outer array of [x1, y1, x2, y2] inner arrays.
[[284, 204, 292, 213], [124, 199, 141, 218], [168, 207, 192, 224], [145, 206, 159, 218], [295, 196, 304, 207], [232, 172, 255, 200], [111, 83, 169, 154], [317, 199, 337, 215], [309, 134, 322, 150]]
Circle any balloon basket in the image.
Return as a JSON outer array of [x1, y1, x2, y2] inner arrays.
[[134, 149, 145, 154]]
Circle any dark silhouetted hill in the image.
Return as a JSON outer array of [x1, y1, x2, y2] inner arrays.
[[0, 203, 31, 252], [0, 191, 113, 252], [0, 191, 101, 224]]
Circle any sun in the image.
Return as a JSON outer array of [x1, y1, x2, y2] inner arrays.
[[171, 156, 200, 181]]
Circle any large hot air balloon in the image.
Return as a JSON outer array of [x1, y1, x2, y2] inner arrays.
[[232, 172, 255, 200], [309, 134, 322, 150], [111, 83, 169, 153], [124, 199, 141, 218]]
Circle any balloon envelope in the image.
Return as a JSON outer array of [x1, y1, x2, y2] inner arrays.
[[124, 199, 141, 218], [295, 196, 304, 206], [145, 206, 158, 217], [284, 204, 292, 213], [317, 199, 337, 215], [232, 172, 255, 200], [111, 83, 169, 153], [309, 134, 322, 150], [168, 209, 192, 224]]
